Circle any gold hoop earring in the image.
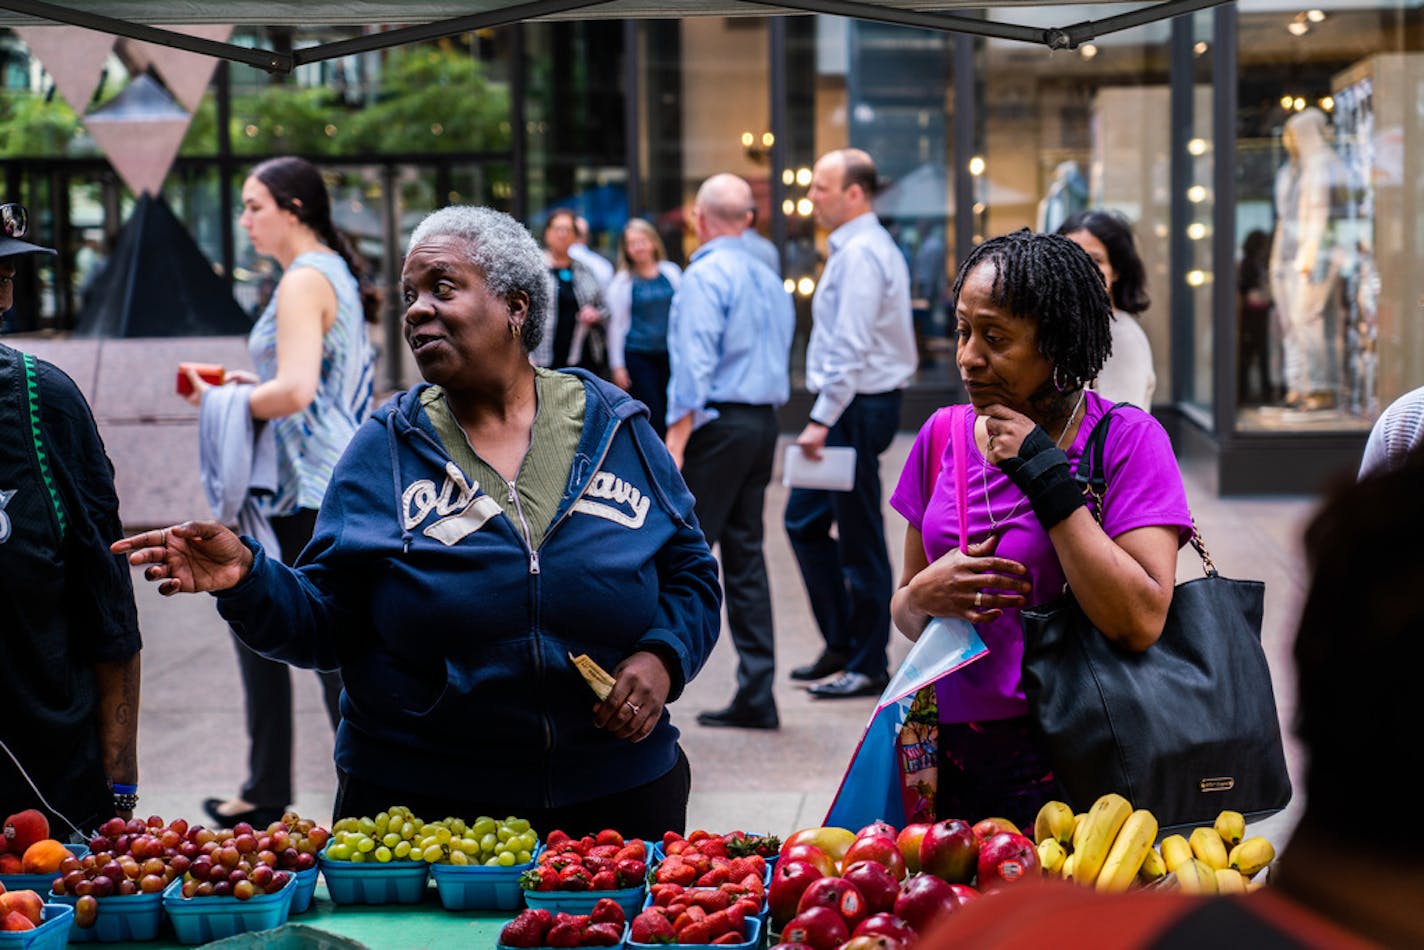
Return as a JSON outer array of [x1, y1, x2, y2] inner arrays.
[[510, 323, 521, 340], [1053, 365, 1075, 393]]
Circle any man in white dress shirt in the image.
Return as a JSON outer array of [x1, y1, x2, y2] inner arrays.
[[785, 148, 918, 699]]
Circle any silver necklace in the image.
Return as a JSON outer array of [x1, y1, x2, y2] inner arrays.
[[981, 389, 1086, 531]]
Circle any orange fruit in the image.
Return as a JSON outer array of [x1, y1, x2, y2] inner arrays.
[[20, 839, 69, 875]]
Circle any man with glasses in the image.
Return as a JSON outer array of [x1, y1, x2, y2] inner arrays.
[[1, 201, 144, 831]]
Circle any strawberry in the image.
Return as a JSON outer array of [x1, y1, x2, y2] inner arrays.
[[546, 829, 572, 850], [559, 865, 593, 891], [711, 933, 745, 945], [519, 867, 560, 892], [588, 844, 620, 860], [697, 837, 729, 859], [696, 866, 730, 887], [660, 862, 697, 886], [583, 855, 614, 874], [690, 888, 731, 911], [650, 884, 684, 906], [630, 909, 676, 944], [544, 920, 583, 948], [590, 897, 625, 927], [662, 831, 683, 851], [687, 829, 713, 844], [618, 840, 647, 861], [584, 921, 624, 946], [678, 919, 714, 944], [578, 835, 597, 853], [615, 858, 646, 887], [595, 829, 625, 847], [591, 869, 618, 890], [725, 904, 746, 931], [543, 852, 581, 873], [725, 832, 780, 858], [497, 909, 550, 948], [666, 839, 688, 856]]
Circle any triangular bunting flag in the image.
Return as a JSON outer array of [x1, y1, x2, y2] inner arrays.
[[85, 118, 192, 198], [120, 25, 233, 112], [13, 26, 116, 117]]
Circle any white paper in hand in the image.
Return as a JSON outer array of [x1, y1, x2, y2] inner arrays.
[[781, 445, 856, 491]]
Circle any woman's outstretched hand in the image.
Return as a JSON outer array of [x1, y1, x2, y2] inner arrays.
[[110, 521, 254, 596]]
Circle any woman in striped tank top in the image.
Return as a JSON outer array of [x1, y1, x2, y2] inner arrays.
[[180, 156, 377, 829]]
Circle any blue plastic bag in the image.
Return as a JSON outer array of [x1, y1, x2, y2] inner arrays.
[[823, 618, 988, 830]]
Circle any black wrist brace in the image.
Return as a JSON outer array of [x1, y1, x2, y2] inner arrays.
[[998, 425, 1085, 530]]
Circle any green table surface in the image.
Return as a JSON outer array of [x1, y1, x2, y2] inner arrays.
[[59, 881, 513, 949]]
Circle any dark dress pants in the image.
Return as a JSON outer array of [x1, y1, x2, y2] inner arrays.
[[625, 350, 671, 440], [233, 507, 344, 808], [679, 404, 779, 716], [784, 391, 901, 680]]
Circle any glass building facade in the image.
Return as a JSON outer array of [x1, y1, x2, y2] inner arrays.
[[3, 1, 1417, 492]]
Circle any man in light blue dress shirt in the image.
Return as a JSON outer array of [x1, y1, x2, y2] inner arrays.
[[666, 173, 794, 730], [786, 148, 918, 699]]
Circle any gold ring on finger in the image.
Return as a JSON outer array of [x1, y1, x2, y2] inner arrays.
[[975, 590, 983, 608]]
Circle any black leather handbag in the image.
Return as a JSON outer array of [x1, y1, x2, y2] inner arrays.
[[1018, 406, 1292, 833]]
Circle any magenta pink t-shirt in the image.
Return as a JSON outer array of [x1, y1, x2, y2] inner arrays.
[[888, 392, 1193, 723]]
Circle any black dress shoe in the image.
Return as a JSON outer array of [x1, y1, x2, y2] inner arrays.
[[808, 672, 889, 699], [203, 798, 286, 830], [789, 650, 849, 682], [696, 706, 780, 730]]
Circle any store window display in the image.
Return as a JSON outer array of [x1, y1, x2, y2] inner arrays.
[[1269, 106, 1349, 413]]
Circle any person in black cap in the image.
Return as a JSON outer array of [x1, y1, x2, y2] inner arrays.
[[1, 201, 143, 835]]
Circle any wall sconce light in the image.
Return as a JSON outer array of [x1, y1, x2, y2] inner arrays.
[[1319, 96, 1334, 111], [1306, 9, 1326, 22], [796, 198, 813, 217], [1079, 43, 1098, 59], [795, 167, 813, 187], [782, 199, 796, 216], [796, 277, 816, 296], [1287, 14, 1310, 36], [782, 169, 795, 186], [1187, 138, 1209, 156], [1186, 222, 1207, 241], [1187, 185, 1208, 203], [968, 156, 986, 176]]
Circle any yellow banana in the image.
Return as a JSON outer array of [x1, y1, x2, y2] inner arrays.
[[1034, 800, 1077, 847], [1214, 867, 1246, 894], [1174, 858, 1219, 894], [1213, 810, 1246, 848], [1138, 846, 1166, 884], [1228, 836, 1276, 878], [1189, 826, 1229, 870], [1095, 809, 1159, 892], [1062, 851, 1076, 881], [1072, 812, 1087, 848], [1160, 834, 1194, 873], [1072, 793, 1133, 886], [1038, 838, 1067, 877]]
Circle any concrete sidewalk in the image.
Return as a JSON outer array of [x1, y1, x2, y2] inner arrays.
[[121, 431, 1320, 849]]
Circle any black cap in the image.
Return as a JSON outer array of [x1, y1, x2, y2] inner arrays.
[[0, 234, 57, 260]]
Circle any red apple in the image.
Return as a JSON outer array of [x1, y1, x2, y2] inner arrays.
[[948, 882, 981, 905], [768, 859, 826, 926], [893, 873, 961, 933], [971, 816, 1022, 840], [797, 875, 868, 930], [781, 905, 851, 950], [895, 823, 930, 874], [976, 832, 1040, 890], [841, 834, 908, 880], [918, 819, 979, 884], [780, 842, 838, 879], [854, 912, 919, 944], [841, 860, 902, 915], [856, 820, 899, 840]]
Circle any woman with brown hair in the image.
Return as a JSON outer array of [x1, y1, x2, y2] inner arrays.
[[606, 218, 682, 438]]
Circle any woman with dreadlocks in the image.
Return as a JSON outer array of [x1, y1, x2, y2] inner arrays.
[[887, 230, 1192, 827]]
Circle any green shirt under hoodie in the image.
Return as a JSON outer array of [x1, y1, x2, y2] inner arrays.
[[420, 367, 585, 551]]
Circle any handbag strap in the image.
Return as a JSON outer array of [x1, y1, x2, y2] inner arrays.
[[919, 405, 970, 555], [1072, 402, 1218, 578], [949, 405, 970, 555]]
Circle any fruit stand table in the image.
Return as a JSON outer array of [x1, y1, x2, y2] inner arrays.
[[57, 882, 510, 949]]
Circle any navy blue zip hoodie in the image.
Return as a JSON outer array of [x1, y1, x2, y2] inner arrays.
[[215, 370, 722, 808]]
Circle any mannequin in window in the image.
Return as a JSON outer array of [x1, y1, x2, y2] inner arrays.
[[1270, 107, 1348, 412], [1035, 160, 1089, 234]]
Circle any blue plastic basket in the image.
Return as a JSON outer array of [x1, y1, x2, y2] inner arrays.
[[316, 844, 429, 905], [626, 913, 761, 949], [160, 872, 295, 945], [0, 903, 73, 950], [46, 887, 164, 943], [288, 864, 319, 914], [429, 846, 541, 911], [0, 844, 87, 894], [522, 882, 647, 922]]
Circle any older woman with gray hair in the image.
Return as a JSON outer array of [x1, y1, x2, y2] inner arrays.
[[114, 206, 721, 835]]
